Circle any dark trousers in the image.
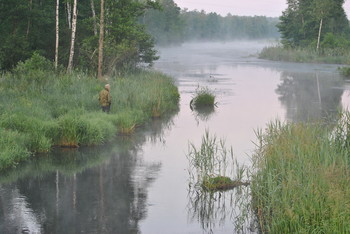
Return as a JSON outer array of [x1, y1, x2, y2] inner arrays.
[[102, 105, 110, 113]]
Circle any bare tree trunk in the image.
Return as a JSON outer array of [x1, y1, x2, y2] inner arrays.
[[67, 0, 77, 73], [98, 0, 105, 80], [55, 0, 59, 70], [90, 0, 98, 36], [317, 18, 323, 52], [66, 2, 72, 29]]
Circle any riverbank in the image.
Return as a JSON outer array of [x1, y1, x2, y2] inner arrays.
[[259, 45, 350, 65], [251, 116, 350, 233], [0, 65, 179, 171]]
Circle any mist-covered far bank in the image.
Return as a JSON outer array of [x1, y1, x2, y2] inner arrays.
[[141, 0, 280, 46]]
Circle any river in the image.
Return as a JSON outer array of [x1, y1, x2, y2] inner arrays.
[[1, 41, 350, 233]]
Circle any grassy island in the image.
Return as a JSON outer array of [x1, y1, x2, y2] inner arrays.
[[0, 56, 179, 171]]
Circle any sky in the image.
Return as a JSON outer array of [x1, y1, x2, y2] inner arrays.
[[174, 0, 350, 18]]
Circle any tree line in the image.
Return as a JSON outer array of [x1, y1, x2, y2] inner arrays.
[[0, 0, 160, 76], [142, 0, 279, 45], [278, 0, 350, 51], [0, 0, 280, 74]]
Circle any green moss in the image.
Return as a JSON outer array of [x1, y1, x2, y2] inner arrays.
[[202, 176, 249, 191]]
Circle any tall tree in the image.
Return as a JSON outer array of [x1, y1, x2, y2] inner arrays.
[[67, 0, 77, 73], [278, 0, 350, 48], [55, 0, 59, 70]]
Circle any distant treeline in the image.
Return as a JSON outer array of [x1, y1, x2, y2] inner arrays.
[[0, 0, 279, 72], [142, 0, 280, 45]]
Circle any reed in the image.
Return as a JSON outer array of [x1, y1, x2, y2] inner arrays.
[[187, 130, 247, 191], [251, 119, 350, 233]]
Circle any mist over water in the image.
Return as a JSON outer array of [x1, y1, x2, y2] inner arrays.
[[1, 41, 350, 234]]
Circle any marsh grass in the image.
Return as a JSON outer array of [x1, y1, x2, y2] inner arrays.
[[187, 130, 247, 191], [259, 45, 350, 64], [339, 66, 350, 77], [186, 131, 251, 231], [0, 63, 179, 170], [190, 86, 216, 109], [251, 119, 350, 233]]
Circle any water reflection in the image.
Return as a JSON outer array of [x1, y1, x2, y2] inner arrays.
[[191, 106, 216, 123], [0, 112, 178, 233], [276, 71, 344, 122], [187, 187, 256, 234]]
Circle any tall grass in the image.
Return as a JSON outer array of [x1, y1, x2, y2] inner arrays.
[[259, 45, 350, 64], [0, 60, 179, 170], [251, 118, 350, 233], [187, 130, 247, 191]]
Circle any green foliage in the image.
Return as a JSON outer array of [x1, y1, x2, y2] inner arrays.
[[0, 0, 160, 72], [13, 52, 54, 82], [191, 87, 216, 108], [251, 119, 350, 233], [278, 0, 350, 48]]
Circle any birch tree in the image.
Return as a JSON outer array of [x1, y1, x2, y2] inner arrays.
[[90, 0, 98, 36], [55, 0, 59, 70], [97, 0, 105, 80], [67, 0, 77, 73]]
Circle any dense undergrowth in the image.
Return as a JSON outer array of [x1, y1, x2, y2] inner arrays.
[[251, 113, 350, 233], [0, 55, 179, 170]]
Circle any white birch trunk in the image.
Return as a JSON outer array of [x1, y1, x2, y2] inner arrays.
[[98, 0, 105, 79], [66, 2, 72, 29], [90, 0, 98, 36], [55, 0, 59, 70], [67, 0, 77, 73], [317, 18, 323, 52]]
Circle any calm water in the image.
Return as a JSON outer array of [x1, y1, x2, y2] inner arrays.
[[1, 41, 350, 234]]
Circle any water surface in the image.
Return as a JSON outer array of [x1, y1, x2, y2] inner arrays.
[[1, 41, 349, 233]]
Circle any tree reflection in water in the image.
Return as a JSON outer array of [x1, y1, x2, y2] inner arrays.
[[0, 111, 178, 234], [276, 71, 344, 122]]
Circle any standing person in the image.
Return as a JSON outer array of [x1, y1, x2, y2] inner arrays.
[[99, 84, 111, 113]]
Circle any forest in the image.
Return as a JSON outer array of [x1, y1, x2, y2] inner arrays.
[[0, 0, 278, 75]]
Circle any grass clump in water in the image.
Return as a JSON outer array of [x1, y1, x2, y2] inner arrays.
[[187, 130, 247, 192], [190, 86, 216, 109], [251, 118, 350, 233]]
